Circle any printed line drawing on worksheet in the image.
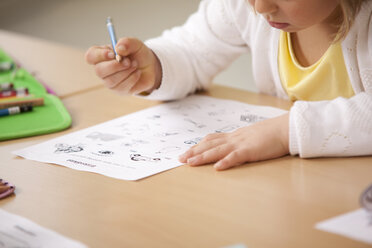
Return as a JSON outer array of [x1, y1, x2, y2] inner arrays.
[[13, 95, 287, 181]]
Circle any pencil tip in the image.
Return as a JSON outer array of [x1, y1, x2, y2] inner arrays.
[[116, 55, 122, 62]]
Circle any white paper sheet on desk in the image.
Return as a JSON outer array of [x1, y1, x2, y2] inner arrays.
[[13, 95, 287, 181], [315, 209, 372, 245], [0, 209, 87, 248]]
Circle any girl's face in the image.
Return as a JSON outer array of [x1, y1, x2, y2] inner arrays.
[[248, 0, 341, 32]]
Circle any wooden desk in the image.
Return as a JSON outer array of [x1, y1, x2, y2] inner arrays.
[[1, 33, 372, 248], [0, 29, 103, 98]]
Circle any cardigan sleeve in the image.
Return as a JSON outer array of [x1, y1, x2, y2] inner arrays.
[[289, 93, 372, 157], [141, 0, 249, 101]]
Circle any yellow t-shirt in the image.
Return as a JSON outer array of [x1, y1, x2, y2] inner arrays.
[[278, 31, 354, 102]]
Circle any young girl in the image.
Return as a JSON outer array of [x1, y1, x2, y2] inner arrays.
[[85, 0, 372, 171]]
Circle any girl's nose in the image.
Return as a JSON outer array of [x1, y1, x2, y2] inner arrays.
[[253, 0, 277, 15]]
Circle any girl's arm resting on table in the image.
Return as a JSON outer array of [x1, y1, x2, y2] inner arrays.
[[179, 113, 289, 170], [179, 92, 372, 170], [289, 92, 372, 158], [179, 91, 372, 170]]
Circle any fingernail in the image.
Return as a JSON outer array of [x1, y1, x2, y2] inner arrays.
[[214, 162, 221, 169], [117, 45, 125, 52], [108, 52, 115, 59]]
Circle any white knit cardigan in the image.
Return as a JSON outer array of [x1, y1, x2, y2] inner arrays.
[[144, 0, 372, 158]]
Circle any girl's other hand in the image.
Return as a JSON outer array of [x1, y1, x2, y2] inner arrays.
[[0, 185, 10, 194], [85, 38, 162, 95], [179, 113, 290, 170], [0, 179, 15, 200]]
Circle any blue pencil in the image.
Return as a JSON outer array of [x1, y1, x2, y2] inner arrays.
[[0, 105, 33, 117], [106, 17, 122, 62]]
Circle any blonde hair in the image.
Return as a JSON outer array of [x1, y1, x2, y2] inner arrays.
[[336, 0, 366, 41]]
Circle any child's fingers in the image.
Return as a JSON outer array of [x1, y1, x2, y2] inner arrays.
[[202, 132, 223, 142], [0, 185, 10, 194], [103, 65, 138, 89], [179, 137, 226, 163], [95, 58, 133, 79], [128, 69, 157, 94], [85, 45, 115, 65], [116, 37, 144, 57], [186, 144, 231, 167], [111, 70, 142, 94], [214, 149, 249, 171]]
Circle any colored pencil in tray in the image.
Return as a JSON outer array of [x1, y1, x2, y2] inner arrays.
[[0, 104, 33, 117], [0, 96, 44, 109], [0, 82, 14, 91], [0, 88, 29, 98]]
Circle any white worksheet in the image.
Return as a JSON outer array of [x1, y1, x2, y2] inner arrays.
[[13, 95, 287, 180], [315, 209, 372, 245], [0, 209, 87, 248]]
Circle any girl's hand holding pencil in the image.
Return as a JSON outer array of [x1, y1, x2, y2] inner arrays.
[[85, 38, 162, 95]]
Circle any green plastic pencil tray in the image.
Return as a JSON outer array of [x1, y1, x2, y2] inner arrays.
[[0, 48, 71, 141]]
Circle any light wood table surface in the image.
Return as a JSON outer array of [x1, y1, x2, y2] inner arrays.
[[0, 29, 103, 98], [1, 31, 372, 248]]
